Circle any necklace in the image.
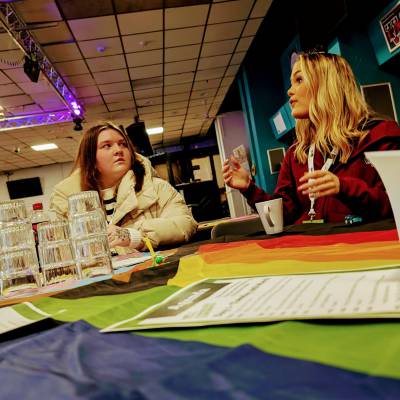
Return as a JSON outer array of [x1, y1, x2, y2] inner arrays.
[[307, 143, 338, 220]]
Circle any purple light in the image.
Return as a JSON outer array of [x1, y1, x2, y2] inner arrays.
[[73, 109, 81, 116]]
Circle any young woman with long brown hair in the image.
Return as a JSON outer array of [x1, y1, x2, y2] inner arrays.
[[51, 122, 197, 252]]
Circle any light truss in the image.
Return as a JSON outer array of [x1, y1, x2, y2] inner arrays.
[[0, 3, 84, 117], [0, 111, 72, 131]]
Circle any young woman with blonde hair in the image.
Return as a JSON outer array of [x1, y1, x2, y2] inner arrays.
[[223, 52, 400, 224], [51, 122, 197, 252]]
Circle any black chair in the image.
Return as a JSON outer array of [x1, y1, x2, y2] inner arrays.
[[211, 215, 264, 239]]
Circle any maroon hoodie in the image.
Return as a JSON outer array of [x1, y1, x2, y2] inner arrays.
[[242, 120, 400, 224]]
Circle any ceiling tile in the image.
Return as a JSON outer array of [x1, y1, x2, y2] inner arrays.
[[251, 0, 273, 18], [221, 76, 235, 86], [17, 80, 54, 94], [236, 36, 253, 52], [118, 9, 163, 35], [0, 50, 25, 70], [209, 0, 253, 24], [165, 4, 209, 29], [114, 0, 163, 13], [204, 20, 245, 42], [32, 21, 73, 45], [139, 111, 162, 120], [107, 100, 136, 111], [164, 83, 192, 95], [14, 0, 62, 23], [129, 64, 162, 80], [122, 32, 163, 53], [103, 92, 133, 103], [64, 73, 96, 87], [164, 72, 194, 86], [0, 34, 19, 52], [164, 100, 188, 111], [164, 109, 186, 118], [243, 18, 263, 36], [136, 96, 162, 107], [78, 37, 123, 58], [231, 51, 246, 65], [68, 16, 119, 41], [0, 84, 23, 97], [226, 64, 240, 76], [191, 88, 217, 99], [164, 115, 185, 123], [126, 49, 163, 68], [165, 59, 197, 75], [165, 27, 205, 47], [134, 87, 163, 99], [7, 104, 43, 115], [86, 55, 126, 73], [99, 81, 131, 95], [0, 95, 33, 108], [44, 43, 82, 62], [164, 92, 190, 103], [93, 69, 130, 84], [192, 78, 221, 90], [195, 67, 225, 81], [165, 44, 200, 63], [0, 71, 12, 85], [138, 104, 162, 114], [131, 77, 163, 90], [208, 0, 253, 24], [201, 39, 237, 57], [54, 60, 89, 76], [57, 0, 113, 19], [75, 86, 100, 98], [198, 54, 231, 70], [84, 103, 108, 115]]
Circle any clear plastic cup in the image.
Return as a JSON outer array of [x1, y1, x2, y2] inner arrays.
[[0, 221, 35, 251], [73, 234, 112, 278], [70, 209, 107, 239], [37, 221, 70, 243], [0, 200, 28, 225], [38, 240, 79, 285], [68, 191, 101, 217], [0, 248, 41, 296]]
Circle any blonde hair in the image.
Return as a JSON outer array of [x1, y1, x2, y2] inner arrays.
[[293, 53, 373, 164]]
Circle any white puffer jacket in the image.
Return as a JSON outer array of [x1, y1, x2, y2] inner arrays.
[[50, 155, 197, 250]]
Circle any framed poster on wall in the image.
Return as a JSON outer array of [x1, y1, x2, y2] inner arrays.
[[379, 0, 400, 53]]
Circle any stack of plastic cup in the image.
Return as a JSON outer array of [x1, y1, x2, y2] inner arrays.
[[0, 200, 41, 296], [37, 221, 79, 285], [68, 191, 113, 278]]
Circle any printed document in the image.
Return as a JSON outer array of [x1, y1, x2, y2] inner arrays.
[[103, 268, 400, 332]]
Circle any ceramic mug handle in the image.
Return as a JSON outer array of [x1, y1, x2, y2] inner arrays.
[[264, 205, 275, 227]]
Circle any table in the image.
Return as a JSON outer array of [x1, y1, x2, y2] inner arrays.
[[1, 219, 400, 399]]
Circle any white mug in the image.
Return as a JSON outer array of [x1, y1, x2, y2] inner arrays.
[[255, 198, 283, 235]]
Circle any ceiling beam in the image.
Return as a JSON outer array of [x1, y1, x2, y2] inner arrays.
[[0, 3, 84, 120]]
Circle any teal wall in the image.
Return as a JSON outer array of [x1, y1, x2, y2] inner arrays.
[[238, 62, 288, 193], [237, 2, 400, 195], [338, 29, 400, 119]]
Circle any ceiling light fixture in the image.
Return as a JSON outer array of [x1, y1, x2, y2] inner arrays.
[[146, 127, 163, 135], [31, 143, 58, 151]]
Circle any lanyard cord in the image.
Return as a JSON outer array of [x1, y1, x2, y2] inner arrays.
[[307, 143, 338, 220]]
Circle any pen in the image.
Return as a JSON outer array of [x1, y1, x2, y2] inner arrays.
[[143, 236, 156, 258], [143, 236, 164, 265]]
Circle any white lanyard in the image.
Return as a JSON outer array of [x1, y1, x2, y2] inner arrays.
[[307, 143, 338, 220]]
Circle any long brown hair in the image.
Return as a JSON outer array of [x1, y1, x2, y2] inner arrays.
[[72, 122, 145, 193], [293, 52, 375, 164]]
